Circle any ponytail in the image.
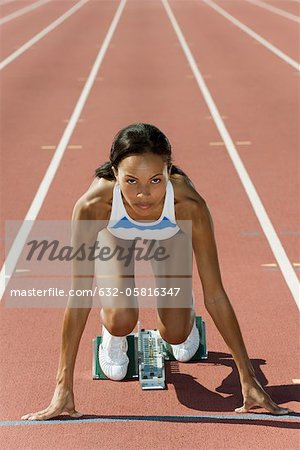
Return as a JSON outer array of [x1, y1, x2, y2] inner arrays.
[[170, 164, 187, 178], [170, 164, 195, 188], [95, 161, 116, 181]]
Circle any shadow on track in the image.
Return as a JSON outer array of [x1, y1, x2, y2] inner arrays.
[[37, 413, 300, 429], [167, 351, 299, 417]]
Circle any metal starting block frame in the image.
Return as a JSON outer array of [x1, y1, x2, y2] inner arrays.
[[92, 316, 208, 390]]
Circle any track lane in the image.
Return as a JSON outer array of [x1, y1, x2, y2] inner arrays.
[[246, 0, 300, 22], [0, 0, 50, 26], [268, 0, 300, 15], [0, 0, 120, 245], [0, 0, 35, 17], [169, 0, 299, 279], [204, 0, 300, 65], [0, 0, 83, 61], [164, 0, 299, 306], [0, 0, 298, 448], [28, 0, 299, 400]]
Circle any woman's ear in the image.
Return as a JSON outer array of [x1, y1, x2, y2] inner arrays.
[[112, 166, 118, 179]]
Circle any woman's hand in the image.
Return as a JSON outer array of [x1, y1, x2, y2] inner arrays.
[[235, 376, 292, 415], [21, 385, 83, 421]]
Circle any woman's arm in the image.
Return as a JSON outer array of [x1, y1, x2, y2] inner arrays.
[[22, 200, 104, 421], [191, 199, 291, 414]]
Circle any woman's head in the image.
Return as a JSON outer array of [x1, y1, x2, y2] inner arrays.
[[112, 151, 170, 216], [95, 123, 191, 216], [95, 123, 173, 182]]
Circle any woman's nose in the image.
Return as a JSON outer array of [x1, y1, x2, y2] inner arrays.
[[137, 185, 151, 197]]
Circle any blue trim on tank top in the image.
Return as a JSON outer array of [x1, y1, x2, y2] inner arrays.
[[111, 216, 177, 231]]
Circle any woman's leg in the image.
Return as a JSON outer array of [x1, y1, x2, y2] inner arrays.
[[150, 230, 194, 343], [95, 230, 139, 335], [95, 231, 139, 380], [156, 307, 194, 345], [150, 230, 199, 361]]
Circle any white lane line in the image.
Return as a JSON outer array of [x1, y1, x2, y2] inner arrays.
[[246, 0, 300, 23], [202, 0, 300, 72], [0, 0, 127, 301], [0, 0, 89, 71], [0, 0, 50, 26], [162, 0, 300, 309]]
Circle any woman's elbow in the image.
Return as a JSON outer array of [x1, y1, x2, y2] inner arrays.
[[204, 290, 229, 309]]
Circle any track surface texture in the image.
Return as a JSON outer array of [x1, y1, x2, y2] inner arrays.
[[0, 0, 299, 449]]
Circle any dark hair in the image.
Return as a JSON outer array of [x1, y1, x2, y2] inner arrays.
[[95, 123, 191, 183]]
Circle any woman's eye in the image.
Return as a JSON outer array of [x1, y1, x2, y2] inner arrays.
[[126, 179, 136, 185], [151, 178, 161, 184]]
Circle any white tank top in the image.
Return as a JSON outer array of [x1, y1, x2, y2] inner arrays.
[[107, 180, 181, 240]]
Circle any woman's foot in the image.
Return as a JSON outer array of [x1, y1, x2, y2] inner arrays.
[[170, 320, 200, 362], [98, 326, 129, 380]]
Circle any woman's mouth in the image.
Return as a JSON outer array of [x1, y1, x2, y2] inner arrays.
[[136, 203, 152, 210]]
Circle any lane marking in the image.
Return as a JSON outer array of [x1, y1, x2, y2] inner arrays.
[[209, 141, 225, 146], [205, 115, 228, 120], [0, 0, 128, 301], [202, 0, 300, 71], [41, 145, 56, 150], [163, 0, 300, 309], [280, 230, 300, 235], [1, 413, 298, 427], [67, 145, 82, 149], [0, 0, 89, 71], [63, 118, 84, 123], [236, 141, 251, 146], [292, 379, 300, 384], [261, 263, 299, 267], [0, 0, 49, 26], [78, 76, 103, 82], [246, 0, 300, 23], [240, 231, 260, 235], [210, 141, 252, 146]]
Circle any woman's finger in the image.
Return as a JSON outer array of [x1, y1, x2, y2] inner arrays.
[[235, 398, 293, 415], [262, 397, 293, 415], [21, 413, 34, 420]]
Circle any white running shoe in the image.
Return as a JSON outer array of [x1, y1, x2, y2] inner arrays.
[[171, 320, 200, 362], [98, 326, 129, 381]]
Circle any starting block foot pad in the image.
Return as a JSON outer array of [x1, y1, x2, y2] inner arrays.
[[92, 334, 138, 380], [92, 316, 208, 383], [163, 316, 208, 361]]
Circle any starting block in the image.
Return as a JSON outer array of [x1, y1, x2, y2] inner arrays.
[[92, 316, 208, 390]]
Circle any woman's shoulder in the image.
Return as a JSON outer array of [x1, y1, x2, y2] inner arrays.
[[170, 174, 207, 220], [73, 177, 115, 220]]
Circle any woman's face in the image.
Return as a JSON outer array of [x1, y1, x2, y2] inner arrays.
[[112, 153, 170, 217]]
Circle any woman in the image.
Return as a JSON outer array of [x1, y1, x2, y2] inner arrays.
[[22, 123, 290, 420]]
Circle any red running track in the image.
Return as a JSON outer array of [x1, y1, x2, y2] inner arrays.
[[0, 0, 299, 448]]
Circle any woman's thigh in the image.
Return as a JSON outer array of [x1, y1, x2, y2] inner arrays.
[[150, 230, 193, 309], [95, 229, 137, 309]]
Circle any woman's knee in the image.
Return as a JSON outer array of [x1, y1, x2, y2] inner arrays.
[[160, 327, 190, 345], [157, 308, 194, 344], [101, 307, 139, 336]]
